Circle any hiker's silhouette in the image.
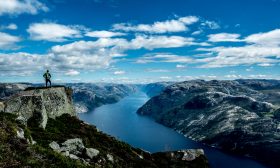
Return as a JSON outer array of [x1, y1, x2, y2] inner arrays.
[[43, 70, 52, 87]]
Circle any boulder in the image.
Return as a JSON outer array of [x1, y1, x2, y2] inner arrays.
[[4, 86, 75, 128], [107, 154, 114, 162], [60, 138, 85, 155], [69, 154, 79, 160], [85, 148, 99, 159], [16, 128, 25, 139], [49, 141, 60, 152]]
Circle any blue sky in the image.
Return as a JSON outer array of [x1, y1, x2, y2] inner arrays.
[[0, 0, 280, 83]]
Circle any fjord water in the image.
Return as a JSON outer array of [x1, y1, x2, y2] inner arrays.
[[78, 92, 267, 168]]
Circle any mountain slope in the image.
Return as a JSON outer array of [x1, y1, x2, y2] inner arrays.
[[138, 80, 280, 167]]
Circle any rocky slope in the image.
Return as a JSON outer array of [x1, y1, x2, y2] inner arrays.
[[0, 86, 209, 168], [138, 79, 280, 168]]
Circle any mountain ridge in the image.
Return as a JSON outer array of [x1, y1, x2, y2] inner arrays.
[[138, 79, 280, 168]]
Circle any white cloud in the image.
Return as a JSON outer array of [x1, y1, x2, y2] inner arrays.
[[52, 35, 199, 56], [136, 53, 193, 64], [197, 46, 280, 68], [128, 35, 197, 50], [1, 23, 18, 30], [65, 69, 80, 76], [196, 29, 280, 68], [0, 32, 21, 49], [145, 69, 170, 72], [113, 70, 125, 75], [225, 74, 242, 78], [176, 64, 186, 68], [0, 52, 45, 76], [159, 76, 171, 80], [201, 20, 220, 29], [248, 74, 267, 79], [6, 23, 17, 30], [27, 22, 82, 42], [85, 30, 126, 38], [0, 49, 112, 76], [192, 30, 203, 35], [113, 16, 199, 33], [0, 0, 48, 16], [208, 33, 241, 42], [245, 29, 280, 46], [258, 63, 274, 67]]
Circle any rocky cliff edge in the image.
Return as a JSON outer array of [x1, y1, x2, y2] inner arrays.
[[1, 86, 75, 128]]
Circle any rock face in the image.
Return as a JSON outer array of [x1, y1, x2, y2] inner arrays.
[[138, 79, 280, 167], [3, 86, 75, 128]]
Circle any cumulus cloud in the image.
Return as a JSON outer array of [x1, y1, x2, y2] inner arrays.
[[0, 52, 46, 76], [0, 0, 48, 16], [145, 69, 170, 72], [113, 70, 126, 75], [201, 20, 220, 29], [52, 35, 200, 56], [65, 69, 80, 76], [113, 16, 199, 33], [224, 74, 242, 79], [27, 22, 82, 42], [208, 33, 241, 42], [244, 29, 280, 46], [136, 53, 193, 64], [176, 64, 187, 69], [0, 32, 21, 49], [192, 30, 203, 35], [197, 46, 280, 68], [0, 50, 112, 76], [85, 30, 126, 38], [0, 23, 18, 30], [196, 29, 280, 68]]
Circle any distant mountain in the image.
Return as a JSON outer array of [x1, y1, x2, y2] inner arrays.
[[67, 83, 138, 113], [142, 82, 174, 97], [137, 79, 280, 168], [0, 83, 32, 100]]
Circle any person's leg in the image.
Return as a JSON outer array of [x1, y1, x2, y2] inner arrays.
[[45, 79, 47, 87]]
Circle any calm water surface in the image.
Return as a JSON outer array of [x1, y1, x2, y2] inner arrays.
[[78, 92, 267, 168]]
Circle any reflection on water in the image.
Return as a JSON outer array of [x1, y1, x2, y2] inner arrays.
[[78, 92, 267, 168]]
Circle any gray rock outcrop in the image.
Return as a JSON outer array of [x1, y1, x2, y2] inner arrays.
[[86, 148, 100, 159], [49, 138, 100, 163], [0, 102, 4, 112], [3, 86, 75, 128]]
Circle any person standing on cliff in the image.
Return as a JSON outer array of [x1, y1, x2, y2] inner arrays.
[[43, 70, 52, 87]]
